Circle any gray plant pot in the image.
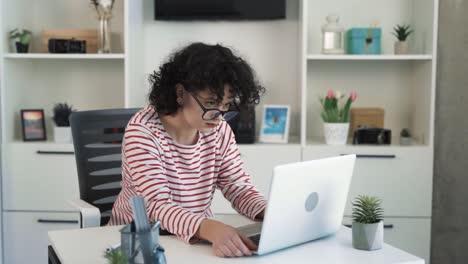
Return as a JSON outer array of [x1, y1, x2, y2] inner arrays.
[[394, 41, 409, 54], [400, 137, 412, 146], [352, 221, 383, 251]]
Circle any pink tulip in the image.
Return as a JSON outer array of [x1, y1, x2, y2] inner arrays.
[[350, 91, 357, 102], [327, 90, 335, 99]]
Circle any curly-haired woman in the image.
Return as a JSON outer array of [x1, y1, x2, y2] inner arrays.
[[109, 42, 267, 257]]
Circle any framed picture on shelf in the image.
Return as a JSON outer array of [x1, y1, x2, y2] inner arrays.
[[20, 109, 47, 141], [259, 105, 290, 143]]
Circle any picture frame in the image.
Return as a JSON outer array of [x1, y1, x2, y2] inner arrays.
[[259, 104, 290, 143], [21, 109, 47, 141]]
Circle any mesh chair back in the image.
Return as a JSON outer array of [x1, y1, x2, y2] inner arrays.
[[70, 108, 139, 225]]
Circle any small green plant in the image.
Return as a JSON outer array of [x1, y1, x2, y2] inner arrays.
[[392, 24, 413, 42], [319, 90, 357, 123], [400, 128, 412, 138], [352, 195, 383, 224], [8, 28, 32, 45], [52, 103, 75, 127], [104, 248, 127, 264]]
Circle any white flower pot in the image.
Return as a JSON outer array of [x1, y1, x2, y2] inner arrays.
[[394, 41, 409, 55], [54, 126, 72, 143], [323, 122, 349, 145], [352, 221, 384, 251]]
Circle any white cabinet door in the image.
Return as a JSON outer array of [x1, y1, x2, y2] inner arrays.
[[303, 146, 433, 217], [211, 145, 302, 214], [343, 217, 431, 264], [2, 143, 79, 211], [3, 211, 81, 264]]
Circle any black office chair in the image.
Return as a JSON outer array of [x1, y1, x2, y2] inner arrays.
[[70, 108, 140, 227]]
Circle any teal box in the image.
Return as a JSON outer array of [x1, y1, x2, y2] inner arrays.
[[346, 28, 382, 55]]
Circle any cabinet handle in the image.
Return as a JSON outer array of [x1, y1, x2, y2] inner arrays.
[[343, 224, 394, 229], [37, 150, 74, 155], [37, 219, 79, 224], [341, 154, 396, 159]]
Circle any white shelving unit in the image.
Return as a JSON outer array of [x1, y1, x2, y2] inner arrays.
[[300, 0, 438, 148], [0, 0, 144, 263], [299, 0, 438, 262]]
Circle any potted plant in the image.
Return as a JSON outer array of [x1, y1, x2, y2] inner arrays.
[[351, 195, 384, 251], [8, 28, 32, 53], [392, 24, 413, 55], [103, 248, 127, 264], [400, 128, 412, 145], [52, 103, 75, 143], [319, 90, 357, 145]]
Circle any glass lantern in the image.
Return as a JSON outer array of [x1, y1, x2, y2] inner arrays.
[[321, 14, 345, 54]]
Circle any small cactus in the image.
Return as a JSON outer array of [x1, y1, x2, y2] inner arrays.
[[392, 24, 413, 42], [400, 128, 411, 138], [352, 195, 384, 224]]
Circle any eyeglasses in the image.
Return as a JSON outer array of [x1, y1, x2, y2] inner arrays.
[[190, 93, 239, 121]]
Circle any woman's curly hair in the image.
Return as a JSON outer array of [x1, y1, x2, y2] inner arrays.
[[148, 42, 265, 115]]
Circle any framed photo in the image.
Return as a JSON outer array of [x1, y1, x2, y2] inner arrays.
[[259, 104, 290, 143], [21, 109, 47, 141]]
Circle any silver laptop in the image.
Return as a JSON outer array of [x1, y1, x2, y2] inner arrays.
[[236, 154, 356, 255]]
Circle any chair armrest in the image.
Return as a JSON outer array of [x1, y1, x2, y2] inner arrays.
[[68, 199, 101, 228]]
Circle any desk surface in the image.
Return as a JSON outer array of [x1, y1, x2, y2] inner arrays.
[[49, 219, 424, 264]]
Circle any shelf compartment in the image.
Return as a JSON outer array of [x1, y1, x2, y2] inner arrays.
[[305, 0, 435, 55], [305, 60, 434, 146], [306, 137, 427, 148], [306, 55, 433, 61], [3, 53, 125, 60]]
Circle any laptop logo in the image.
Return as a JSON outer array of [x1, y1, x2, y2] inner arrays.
[[305, 192, 319, 212]]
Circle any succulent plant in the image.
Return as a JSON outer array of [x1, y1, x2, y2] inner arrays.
[[8, 28, 32, 45], [103, 248, 127, 264], [400, 128, 412, 138], [352, 195, 383, 224], [392, 24, 413, 42], [52, 103, 75, 127]]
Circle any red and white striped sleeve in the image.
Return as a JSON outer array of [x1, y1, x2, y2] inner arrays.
[[216, 124, 267, 220], [123, 124, 205, 243]]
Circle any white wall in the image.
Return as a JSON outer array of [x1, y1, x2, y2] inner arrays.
[[129, 0, 300, 139]]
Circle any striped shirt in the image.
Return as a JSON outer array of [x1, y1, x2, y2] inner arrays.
[[108, 106, 267, 243]]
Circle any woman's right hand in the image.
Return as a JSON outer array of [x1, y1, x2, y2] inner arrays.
[[197, 219, 257, 257]]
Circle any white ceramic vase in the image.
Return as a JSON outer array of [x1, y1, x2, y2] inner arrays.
[[54, 126, 72, 143], [323, 122, 349, 145], [394, 41, 409, 55]]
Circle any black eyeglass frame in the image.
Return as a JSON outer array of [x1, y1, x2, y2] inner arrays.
[[190, 93, 240, 121]]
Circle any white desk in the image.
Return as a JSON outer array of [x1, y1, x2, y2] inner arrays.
[[49, 222, 424, 264]]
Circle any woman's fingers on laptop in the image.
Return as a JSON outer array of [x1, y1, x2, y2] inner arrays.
[[219, 244, 235, 257], [230, 235, 252, 256], [240, 234, 258, 251], [226, 239, 245, 257]]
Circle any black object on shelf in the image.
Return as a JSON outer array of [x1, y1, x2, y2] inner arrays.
[[48, 38, 86, 53], [227, 104, 256, 144], [353, 127, 392, 145]]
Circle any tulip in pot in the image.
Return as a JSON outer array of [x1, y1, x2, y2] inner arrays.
[[320, 90, 357, 145]]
